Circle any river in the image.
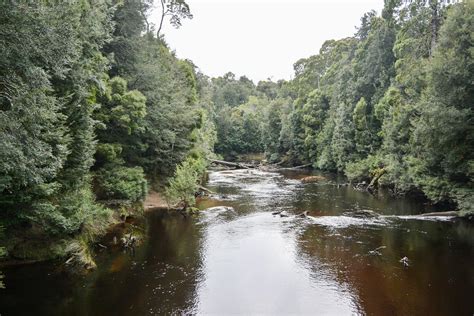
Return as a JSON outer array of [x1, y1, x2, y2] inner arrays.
[[1, 169, 473, 315]]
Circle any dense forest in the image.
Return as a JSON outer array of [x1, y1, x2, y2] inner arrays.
[[0, 0, 216, 265], [0, 0, 472, 268], [212, 0, 473, 215]]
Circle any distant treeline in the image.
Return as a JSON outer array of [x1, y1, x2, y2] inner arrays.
[[211, 1, 473, 214]]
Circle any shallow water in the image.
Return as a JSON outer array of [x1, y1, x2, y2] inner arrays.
[[1, 169, 473, 315]]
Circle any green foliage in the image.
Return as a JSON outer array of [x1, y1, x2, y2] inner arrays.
[[1, 0, 472, 263], [0, 0, 207, 261], [206, 0, 473, 213], [0, 1, 114, 233], [262, 98, 292, 162], [157, 0, 193, 37], [25, 186, 112, 236], [345, 154, 383, 182], [129, 39, 200, 177], [407, 2, 474, 211], [212, 73, 257, 108], [214, 96, 266, 158], [96, 167, 147, 202], [165, 156, 206, 208]]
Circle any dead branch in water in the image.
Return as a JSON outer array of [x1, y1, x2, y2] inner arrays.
[[208, 159, 255, 169], [198, 185, 215, 194], [278, 163, 312, 170], [264, 163, 312, 171]]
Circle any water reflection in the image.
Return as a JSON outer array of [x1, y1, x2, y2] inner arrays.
[[194, 213, 358, 314], [1, 212, 205, 316], [197, 169, 474, 315]]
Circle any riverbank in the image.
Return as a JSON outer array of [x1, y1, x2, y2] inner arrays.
[[144, 191, 183, 212], [1, 190, 183, 270]]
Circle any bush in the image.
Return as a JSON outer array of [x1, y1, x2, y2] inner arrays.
[[26, 186, 113, 235], [345, 155, 383, 182], [165, 157, 207, 208], [96, 166, 147, 202]]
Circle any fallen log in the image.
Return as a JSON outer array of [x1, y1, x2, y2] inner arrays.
[[278, 163, 312, 170], [343, 209, 380, 218], [420, 211, 459, 217], [209, 159, 253, 169], [263, 163, 312, 172], [198, 185, 215, 194], [296, 211, 309, 218]]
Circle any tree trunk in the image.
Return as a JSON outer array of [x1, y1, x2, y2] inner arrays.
[[429, 0, 440, 56], [277, 163, 312, 170], [157, 0, 166, 37], [367, 168, 386, 192], [198, 185, 215, 194]]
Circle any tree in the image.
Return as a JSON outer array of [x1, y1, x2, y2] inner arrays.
[[0, 1, 115, 234], [157, 0, 193, 37], [165, 156, 206, 209], [409, 2, 473, 212], [301, 90, 330, 163], [93, 76, 148, 203]]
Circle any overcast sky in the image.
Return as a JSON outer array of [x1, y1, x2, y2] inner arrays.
[[151, 0, 384, 82]]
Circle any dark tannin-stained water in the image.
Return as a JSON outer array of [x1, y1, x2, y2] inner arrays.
[[1, 169, 473, 315]]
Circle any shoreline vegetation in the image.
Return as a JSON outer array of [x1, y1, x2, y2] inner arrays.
[[1, 0, 473, 274]]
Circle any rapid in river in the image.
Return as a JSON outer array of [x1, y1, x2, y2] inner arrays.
[[1, 169, 473, 315]]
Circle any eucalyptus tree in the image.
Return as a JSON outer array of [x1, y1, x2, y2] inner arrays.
[[156, 0, 193, 37]]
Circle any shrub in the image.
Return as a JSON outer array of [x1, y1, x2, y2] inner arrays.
[[345, 155, 383, 182], [165, 157, 207, 208], [26, 186, 113, 235], [95, 166, 147, 202]]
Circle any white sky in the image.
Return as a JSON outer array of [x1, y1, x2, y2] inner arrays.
[[152, 0, 384, 82]]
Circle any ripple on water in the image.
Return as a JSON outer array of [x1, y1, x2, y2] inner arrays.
[[194, 211, 359, 315], [207, 170, 302, 211], [307, 215, 389, 229]]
